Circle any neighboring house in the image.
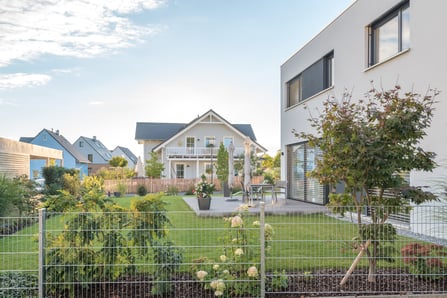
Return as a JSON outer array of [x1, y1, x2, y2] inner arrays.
[[21, 129, 90, 178], [0, 137, 63, 179], [73, 136, 112, 175], [280, 0, 447, 208], [111, 146, 138, 170], [135, 109, 267, 179]]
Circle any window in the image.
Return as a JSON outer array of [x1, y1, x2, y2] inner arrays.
[[176, 164, 184, 179], [286, 51, 334, 107], [87, 154, 93, 162], [368, 1, 409, 66], [79, 141, 84, 148], [186, 137, 195, 154], [223, 137, 233, 148], [205, 136, 216, 147]]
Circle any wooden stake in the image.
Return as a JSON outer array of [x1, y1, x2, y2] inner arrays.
[[340, 239, 371, 286]]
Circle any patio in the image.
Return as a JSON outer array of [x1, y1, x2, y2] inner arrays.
[[182, 195, 328, 217]]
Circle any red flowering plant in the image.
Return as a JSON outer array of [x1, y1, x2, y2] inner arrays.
[[400, 243, 447, 280], [193, 175, 215, 199]]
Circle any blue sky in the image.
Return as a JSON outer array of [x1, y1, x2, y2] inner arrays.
[[0, 0, 353, 157]]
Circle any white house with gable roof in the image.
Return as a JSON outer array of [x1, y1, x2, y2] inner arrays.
[[135, 109, 267, 180]]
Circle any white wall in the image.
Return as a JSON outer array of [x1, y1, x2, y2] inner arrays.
[[280, 0, 447, 189]]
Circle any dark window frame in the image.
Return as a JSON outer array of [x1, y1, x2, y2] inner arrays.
[[286, 51, 334, 108], [368, 0, 410, 66]]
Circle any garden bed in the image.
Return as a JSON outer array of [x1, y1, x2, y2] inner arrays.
[[46, 269, 446, 297]]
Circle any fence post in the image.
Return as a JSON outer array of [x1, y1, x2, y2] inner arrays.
[[38, 208, 46, 298], [260, 202, 265, 298]]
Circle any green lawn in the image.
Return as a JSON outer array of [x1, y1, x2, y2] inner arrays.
[[0, 195, 415, 273]]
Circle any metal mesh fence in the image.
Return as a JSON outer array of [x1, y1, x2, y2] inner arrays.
[[0, 215, 39, 297], [0, 204, 446, 297]]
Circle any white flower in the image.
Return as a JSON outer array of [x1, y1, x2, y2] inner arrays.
[[231, 215, 243, 228], [252, 220, 260, 227], [223, 269, 229, 275], [247, 266, 258, 277], [213, 264, 220, 270], [220, 255, 227, 262], [234, 248, 244, 256], [232, 238, 238, 243], [264, 223, 274, 240], [196, 270, 208, 281], [214, 290, 223, 296], [210, 279, 225, 291]]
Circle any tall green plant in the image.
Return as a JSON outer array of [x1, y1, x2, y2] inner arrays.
[[216, 143, 230, 196], [145, 152, 165, 178], [295, 85, 438, 282]]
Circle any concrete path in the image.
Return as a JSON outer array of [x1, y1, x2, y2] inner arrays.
[[183, 196, 328, 217]]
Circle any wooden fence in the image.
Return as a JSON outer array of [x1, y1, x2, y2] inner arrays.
[[104, 176, 264, 195]]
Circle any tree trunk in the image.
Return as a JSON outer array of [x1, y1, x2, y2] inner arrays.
[[222, 181, 230, 197], [368, 241, 378, 283]]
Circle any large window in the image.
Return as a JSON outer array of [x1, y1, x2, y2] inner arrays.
[[287, 142, 327, 204], [286, 51, 334, 107], [368, 1, 409, 66]]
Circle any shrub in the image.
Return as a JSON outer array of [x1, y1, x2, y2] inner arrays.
[[137, 184, 147, 196], [0, 272, 37, 298], [193, 205, 274, 297], [401, 243, 447, 280], [45, 190, 183, 297]]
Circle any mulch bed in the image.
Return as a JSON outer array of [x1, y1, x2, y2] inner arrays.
[[48, 269, 446, 297]]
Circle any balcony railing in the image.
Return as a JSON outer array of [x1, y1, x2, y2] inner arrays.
[[165, 146, 245, 159]]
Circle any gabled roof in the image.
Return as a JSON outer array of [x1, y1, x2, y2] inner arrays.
[[33, 129, 90, 163], [113, 146, 138, 164], [135, 122, 186, 141], [77, 136, 112, 162], [135, 109, 267, 152]]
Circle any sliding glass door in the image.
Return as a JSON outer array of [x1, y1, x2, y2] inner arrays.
[[287, 142, 327, 204]]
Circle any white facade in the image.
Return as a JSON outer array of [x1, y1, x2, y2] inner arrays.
[[281, 0, 447, 204]]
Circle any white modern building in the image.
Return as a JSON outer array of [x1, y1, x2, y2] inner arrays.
[[281, 0, 447, 205]]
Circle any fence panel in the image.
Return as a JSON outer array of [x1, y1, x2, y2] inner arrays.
[[0, 215, 39, 297], [1, 203, 446, 297], [104, 176, 264, 195]]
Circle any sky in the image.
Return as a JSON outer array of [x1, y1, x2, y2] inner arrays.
[[0, 0, 354, 158]]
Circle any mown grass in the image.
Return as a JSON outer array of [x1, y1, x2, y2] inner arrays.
[[0, 195, 417, 273]]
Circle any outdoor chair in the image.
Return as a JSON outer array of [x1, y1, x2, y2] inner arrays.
[[272, 180, 287, 203]]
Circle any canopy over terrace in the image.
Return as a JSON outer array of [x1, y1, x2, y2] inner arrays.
[[0, 137, 63, 178]]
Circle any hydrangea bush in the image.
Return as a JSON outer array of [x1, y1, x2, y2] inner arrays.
[[193, 204, 274, 297]]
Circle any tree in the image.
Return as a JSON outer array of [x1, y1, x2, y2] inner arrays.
[[109, 156, 128, 168], [42, 166, 79, 195], [215, 143, 230, 196], [261, 151, 281, 184], [295, 85, 438, 282], [145, 152, 165, 178]]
